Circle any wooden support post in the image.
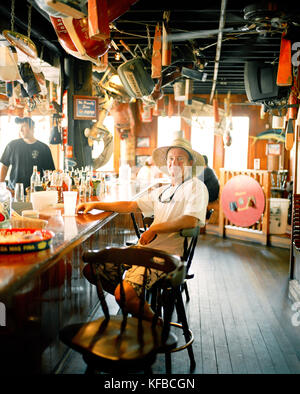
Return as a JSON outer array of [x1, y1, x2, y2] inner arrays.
[[218, 168, 225, 237], [261, 171, 271, 245]]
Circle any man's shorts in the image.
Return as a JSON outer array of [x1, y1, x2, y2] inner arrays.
[[94, 261, 165, 297]]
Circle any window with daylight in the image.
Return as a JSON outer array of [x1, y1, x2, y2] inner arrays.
[[92, 116, 115, 171], [191, 117, 215, 167], [224, 117, 249, 170], [157, 116, 181, 147]]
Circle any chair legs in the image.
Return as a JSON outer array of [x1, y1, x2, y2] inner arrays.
[[173, 288, 196, 371], [153, 286, 195, 373], [181, 281, 190, 302]]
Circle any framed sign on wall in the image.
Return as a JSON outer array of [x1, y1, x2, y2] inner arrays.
[[73, 96, 98, 120], [137, 136, 150, 148], [266, 143, 281, 156]]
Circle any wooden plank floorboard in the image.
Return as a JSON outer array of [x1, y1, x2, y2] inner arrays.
[[210, 239, 277, 374], [233, 244, 300, 373], [206, 260, 233, 374], [218, 253, 263, 374], [58, 234, 300, 375], [197, 256, 218, 374], [211, 250, 249, 374]]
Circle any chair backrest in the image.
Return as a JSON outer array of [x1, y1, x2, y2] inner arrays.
[[129, 213, 203, 274], [82, 246, 186, 317], [180, 226, 200, 274]]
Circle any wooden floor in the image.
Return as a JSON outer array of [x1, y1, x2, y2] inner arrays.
[[57, 234, 300, 374]]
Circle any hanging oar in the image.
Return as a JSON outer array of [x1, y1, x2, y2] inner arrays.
[[151, 23, 162, 79]]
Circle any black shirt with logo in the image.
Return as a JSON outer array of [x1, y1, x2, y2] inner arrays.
[[0, 139, 55, 189]]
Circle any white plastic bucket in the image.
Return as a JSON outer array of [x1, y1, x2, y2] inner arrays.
[[31, 191, 58, 211], [269, 198, 290, 234]]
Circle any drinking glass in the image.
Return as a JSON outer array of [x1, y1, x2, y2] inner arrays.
[[63, 191, 78, 216], [14, 183, 24, 202]]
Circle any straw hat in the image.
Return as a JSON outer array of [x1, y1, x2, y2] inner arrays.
[[152, 131, 205, 174]]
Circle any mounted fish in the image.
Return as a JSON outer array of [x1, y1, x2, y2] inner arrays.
[[253, 129, 285, 143]]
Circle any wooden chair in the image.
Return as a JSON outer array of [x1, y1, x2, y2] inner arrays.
[[126, 212, 211, 372], [59, 246, 186, 374], [129, 208, 214, 302]]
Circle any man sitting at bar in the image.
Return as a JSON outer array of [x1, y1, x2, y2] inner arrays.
[[76, 132, 208, 323]]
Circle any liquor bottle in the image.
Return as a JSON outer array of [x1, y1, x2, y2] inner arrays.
[[42, 170, 51, 190], [70, 171, 78, 192], [0, 182, 12, 228], [34, 172, 44, 192], [78, 177, 86, 202], [85, 176, 93, 200], [62, 172, 71, 192], [30, 165, 40, 193]]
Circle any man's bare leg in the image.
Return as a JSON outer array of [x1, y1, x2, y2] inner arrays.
[[114, 281, 155, 322]]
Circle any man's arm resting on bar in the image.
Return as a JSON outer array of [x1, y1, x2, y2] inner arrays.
[[76, 200, 141, 214]]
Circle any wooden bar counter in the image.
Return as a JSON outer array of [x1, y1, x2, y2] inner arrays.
[[0, 181, 153, 374]]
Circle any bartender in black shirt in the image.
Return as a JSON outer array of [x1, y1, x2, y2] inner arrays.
[[0, 117, 55, 192]]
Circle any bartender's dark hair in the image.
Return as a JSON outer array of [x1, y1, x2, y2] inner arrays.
[[15, 117, 35, 129]]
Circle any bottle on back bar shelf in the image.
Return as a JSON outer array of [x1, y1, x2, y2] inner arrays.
[[62, 172, 71, 192], [34, 172, 44, 191], [0, 182, 11, 228], [30, 165, 40, 193]]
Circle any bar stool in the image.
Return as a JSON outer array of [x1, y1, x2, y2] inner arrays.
[[59, 246, 186, 374]]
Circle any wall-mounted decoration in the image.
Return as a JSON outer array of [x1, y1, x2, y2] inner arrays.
[[266, 143, 281, 156], [136, 155, 150, 167], [137, 136, 150, 148], [73, 96, 98, 120]]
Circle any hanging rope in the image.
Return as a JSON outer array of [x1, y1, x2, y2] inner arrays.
[[10, 0, 15, 32], [146, 24, 151, 50], [27, 3, 32, 38]]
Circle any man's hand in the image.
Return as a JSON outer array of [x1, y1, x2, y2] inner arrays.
[[139, 228, 157, 245], [76, 202, 99, 214]]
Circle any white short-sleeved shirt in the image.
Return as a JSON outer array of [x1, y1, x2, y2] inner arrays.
[[136, 177, 209, 257]]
